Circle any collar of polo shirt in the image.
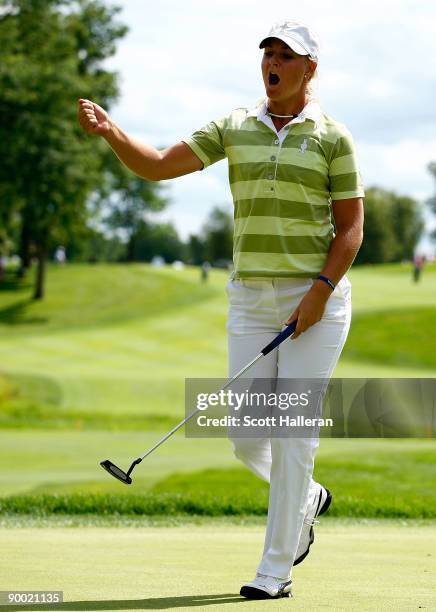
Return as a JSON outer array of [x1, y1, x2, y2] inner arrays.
[[248, 98, 322, 127]]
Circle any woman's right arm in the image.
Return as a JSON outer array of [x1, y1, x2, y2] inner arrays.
[[78, 99, 203, 181]]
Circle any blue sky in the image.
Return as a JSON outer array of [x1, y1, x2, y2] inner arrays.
[[105, 0, 436, 253]]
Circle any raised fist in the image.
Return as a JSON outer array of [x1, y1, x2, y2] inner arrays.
[[78, 99, 111, 136]]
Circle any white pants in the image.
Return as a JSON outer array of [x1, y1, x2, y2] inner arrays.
[[227, 275, 352, 579]]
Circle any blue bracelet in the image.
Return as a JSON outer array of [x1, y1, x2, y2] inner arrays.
[[317, 275, 336, 291]]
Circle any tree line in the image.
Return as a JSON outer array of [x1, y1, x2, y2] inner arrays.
[[66, 204, 234, 268], [0, 0, 431, 301], [55, 187, 426, 269]]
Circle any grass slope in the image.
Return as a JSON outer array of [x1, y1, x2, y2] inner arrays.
[[0, 264, 219, 334], [0, 263, 435, 519], [0, 262, 435, 431], [0, 265, 228, 427], [343, 306, 436, 368], [1, 432, 434, 518]]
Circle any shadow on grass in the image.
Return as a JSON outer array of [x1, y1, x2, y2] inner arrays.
[[0, 298, 47, 326], [0, 270, 32, 293], [0, 593, 250, 610]]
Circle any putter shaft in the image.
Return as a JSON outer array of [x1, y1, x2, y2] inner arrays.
[[105, 320, 297, 481], [136, 352, 263, 462]]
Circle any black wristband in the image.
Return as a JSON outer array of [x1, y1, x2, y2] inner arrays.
[[317, 274, 336, 291]]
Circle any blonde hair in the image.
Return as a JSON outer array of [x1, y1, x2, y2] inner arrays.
[[305, 59, 319, 101]]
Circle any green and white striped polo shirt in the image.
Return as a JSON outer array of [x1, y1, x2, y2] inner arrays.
[[183, 100, 364, 278]]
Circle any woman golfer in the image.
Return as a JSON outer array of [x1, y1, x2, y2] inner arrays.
[[79, 20, 364, 600]]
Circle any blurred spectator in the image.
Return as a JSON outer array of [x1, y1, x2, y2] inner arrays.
[[151, 255, 165, 267], [54, 246, 66, 265], [201, 261, 211, 283], [0, 255, 6, 281], [412, 254, 425, 283]]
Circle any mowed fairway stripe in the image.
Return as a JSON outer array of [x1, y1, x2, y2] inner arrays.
[[0, 524, 435, 611], [1, 264, 436, 428]]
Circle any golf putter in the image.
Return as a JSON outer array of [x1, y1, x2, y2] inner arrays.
[[100, 320, 297, 484]]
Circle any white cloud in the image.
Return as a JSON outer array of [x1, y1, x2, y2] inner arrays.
[[359, 139, 436, 200], [100, 0, 436, 242]]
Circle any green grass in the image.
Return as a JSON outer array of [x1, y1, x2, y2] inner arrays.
[[0, 492, 269, 517], [0, 264, 229, 427], [343, 306, 436, 368], [0, 262, 435, 520], [0, 264, 218, 334], [0, 262, 435, 431], [148, 448, 436, 518], [1, 432, 434, 518], [0, 372, 178, 430], [1, 490, 434, 518], [0, 431, 239, 497], [0, 523, 435, 610], [346, 262, 436, 314]]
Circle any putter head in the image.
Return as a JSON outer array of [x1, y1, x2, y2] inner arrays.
[[100, 459, 132, 485]]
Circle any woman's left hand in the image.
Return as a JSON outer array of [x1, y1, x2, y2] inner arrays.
[[285, 281, 333, 339]]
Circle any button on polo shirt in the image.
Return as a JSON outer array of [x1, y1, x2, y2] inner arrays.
[[183, 100, 365, 279]]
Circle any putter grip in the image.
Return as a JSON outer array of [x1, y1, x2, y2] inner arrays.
[[261, 321, 297, 356]]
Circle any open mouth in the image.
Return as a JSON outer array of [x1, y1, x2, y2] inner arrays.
[[269, 72, 280, 85]]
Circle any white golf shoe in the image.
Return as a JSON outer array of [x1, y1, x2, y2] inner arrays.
[[240, 573, 292, 599], [294, 484, 332, 566]]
